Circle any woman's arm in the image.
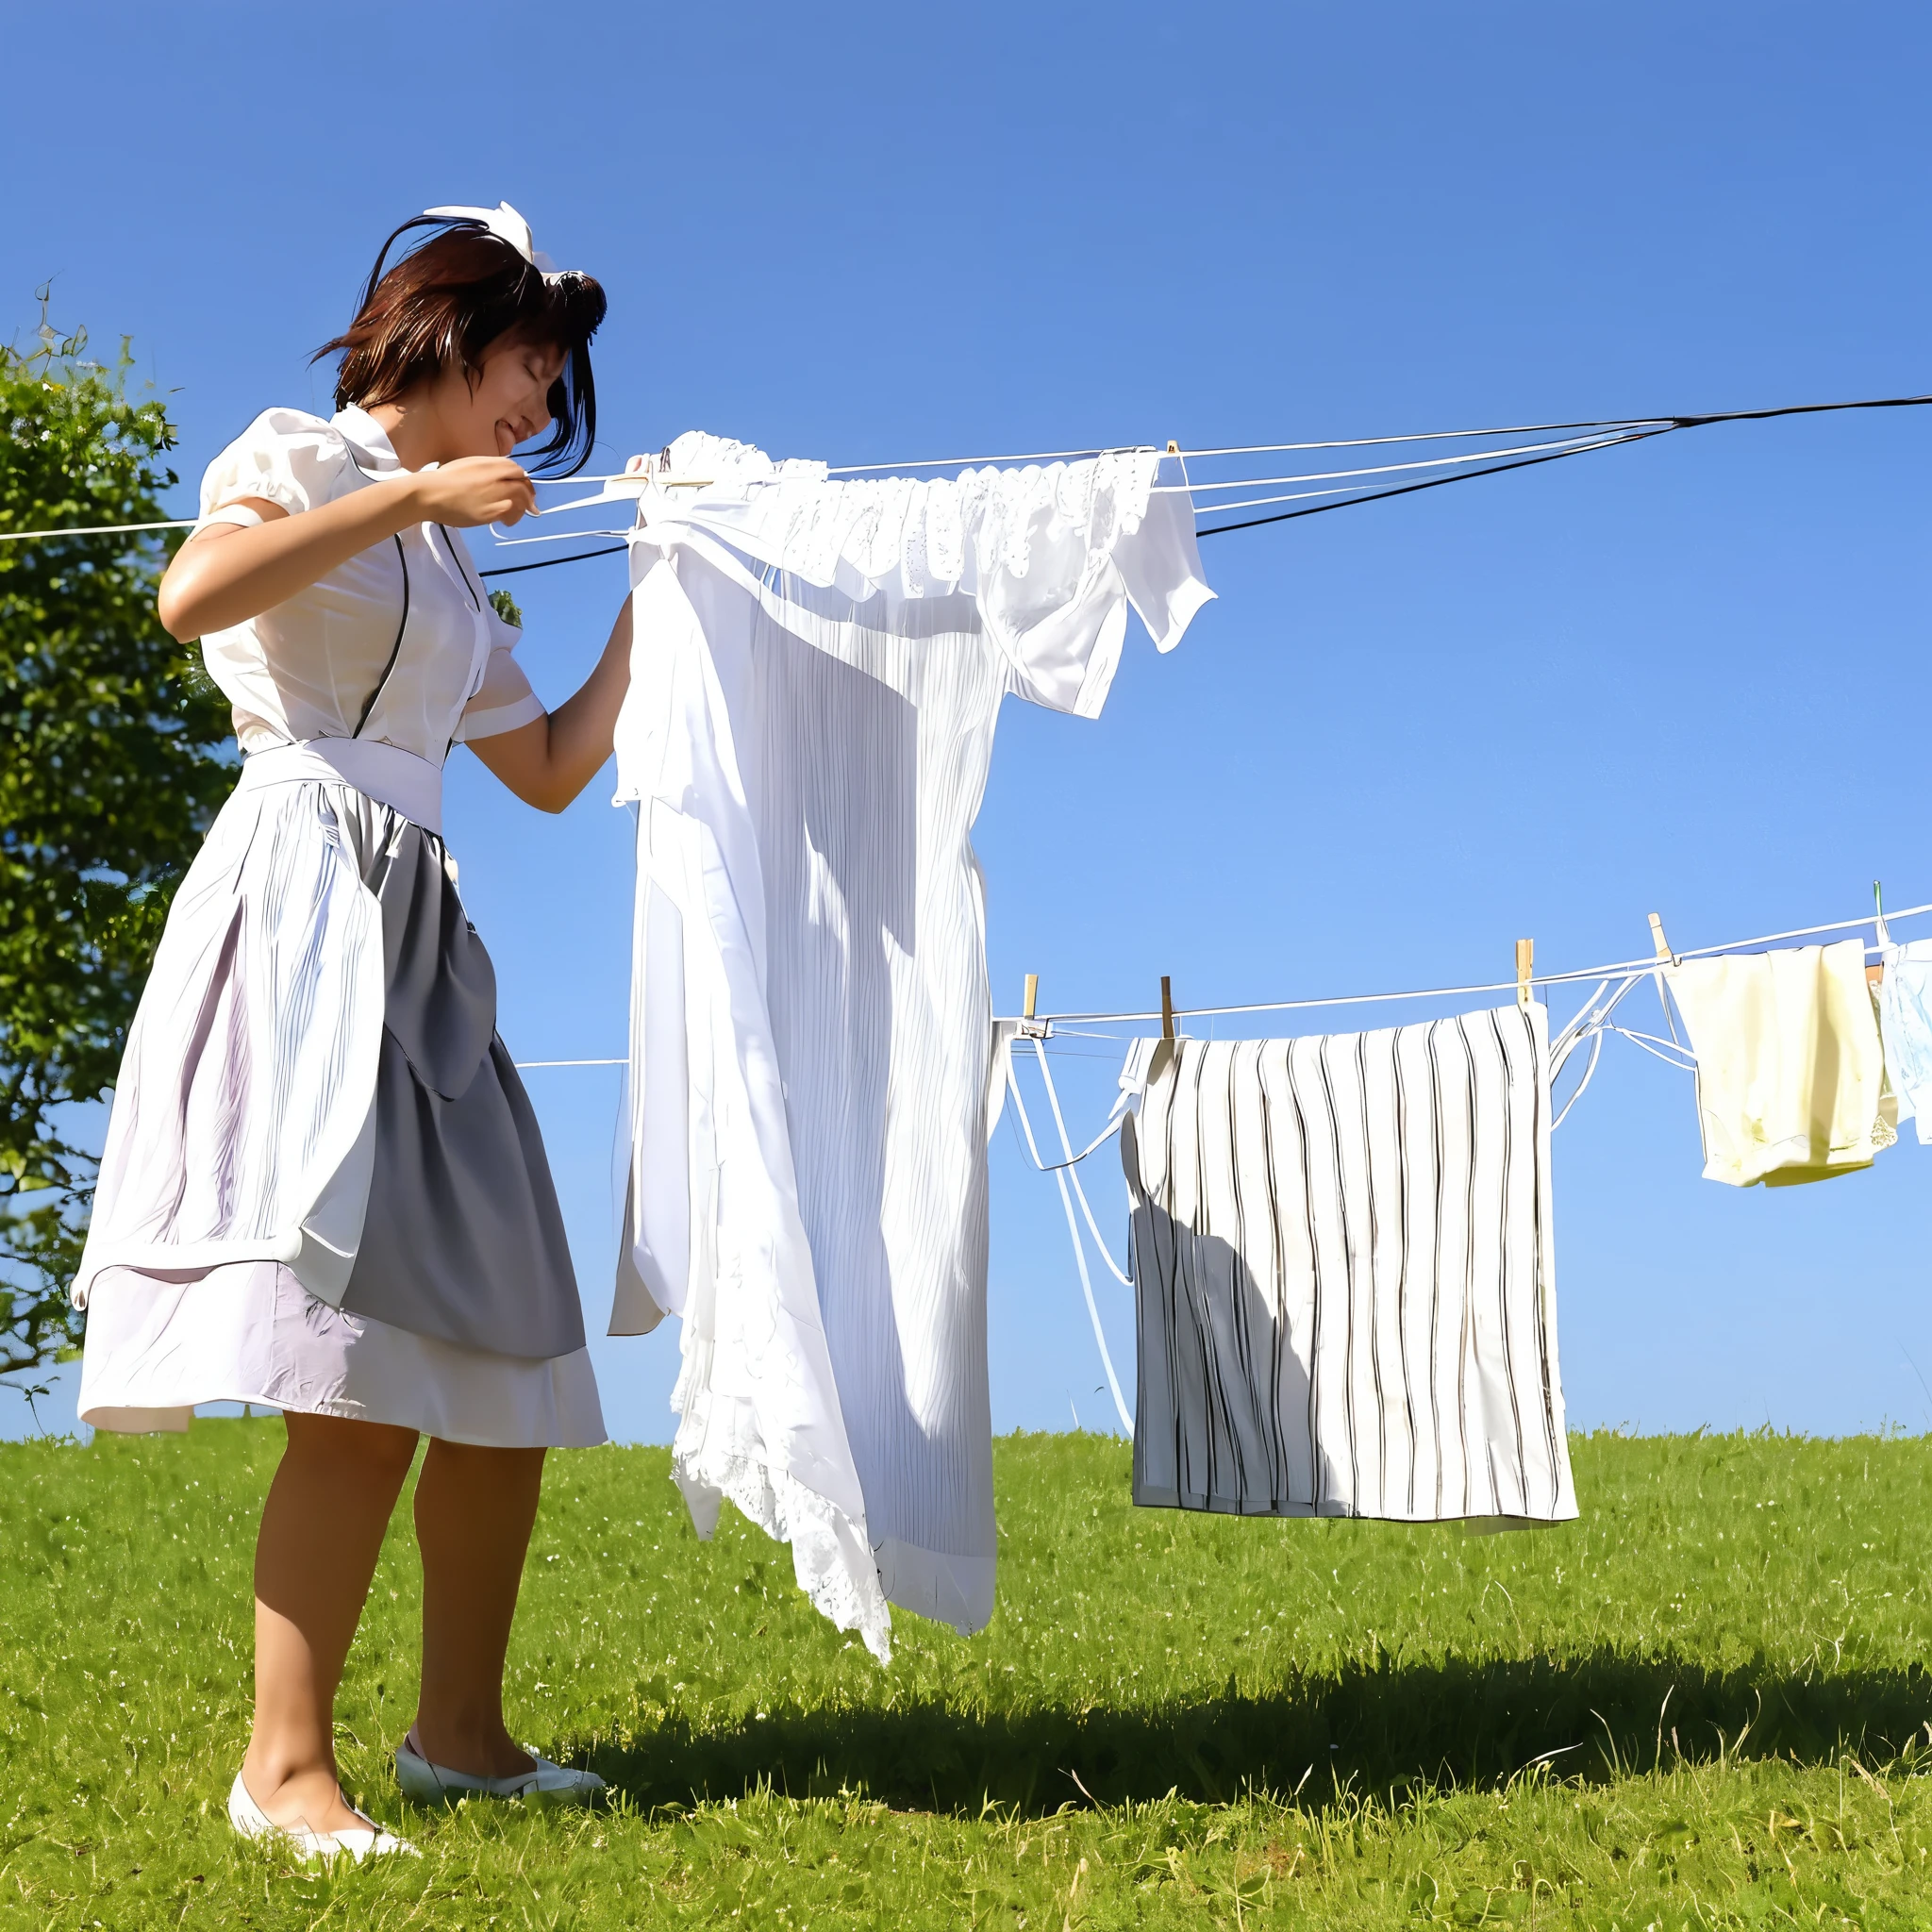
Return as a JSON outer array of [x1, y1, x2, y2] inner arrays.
[[466, 596, 634, 814], [157, 458, 539, 641]]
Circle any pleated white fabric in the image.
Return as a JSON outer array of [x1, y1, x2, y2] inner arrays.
[[1123, 1007, 1577, 1525], [609, 435, 1213, 1660], [79, 1262, 605, 1448], [72, 760, 390, 1308]]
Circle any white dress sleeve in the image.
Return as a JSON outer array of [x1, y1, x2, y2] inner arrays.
[[194, 408, 354, 529], [455, 606, 547, 741], [984, 457, 1214, 719]]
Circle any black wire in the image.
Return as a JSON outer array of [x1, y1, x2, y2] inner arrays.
[[479, 544, 628, 578], [1195, 431, 1660, 538], [1662, 390, 1932, 428], [1196, 391, 1932, 538]]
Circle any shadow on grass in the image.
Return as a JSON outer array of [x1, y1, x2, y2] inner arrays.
[[590, 1651, 1932, 1815]]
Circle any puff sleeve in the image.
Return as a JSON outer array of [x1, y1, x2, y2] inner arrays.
[[456, 604, 547, 742], [194, 408, 354, 530]]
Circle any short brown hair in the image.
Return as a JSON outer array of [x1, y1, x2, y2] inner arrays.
[[314, 216, 607, 474]]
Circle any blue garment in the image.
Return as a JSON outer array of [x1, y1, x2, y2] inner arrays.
[[1880, 939, 1932, 1144]]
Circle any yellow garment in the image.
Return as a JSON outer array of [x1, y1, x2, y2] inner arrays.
[[1666, 938, 1896, 1188]]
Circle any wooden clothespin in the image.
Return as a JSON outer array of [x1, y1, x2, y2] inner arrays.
[[613, 454, 713, 490], [1018, 971, 1049, 1039], [1147, 974, 1178, 1084], [1166, 440, 1179, 456], [1515, 939, 1534, 1008], [1647, 911, 1674, 967]]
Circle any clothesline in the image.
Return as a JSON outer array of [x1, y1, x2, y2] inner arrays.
[[536, 391, 1932, 482], [511, 900, 1930, 1074], [996, 884, 1925, 1407], [486, 387, 1932, 569], [1021, 901, 1932, 1028], [1153, 428, 1645, 494], [512, 425, 1655, 527], [0, 517, 197, 541], [10, 387, 1927, 554]]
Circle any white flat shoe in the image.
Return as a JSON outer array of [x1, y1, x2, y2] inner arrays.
[[227, 1770, 418, 1862], [395, 1727, 606, 1806]]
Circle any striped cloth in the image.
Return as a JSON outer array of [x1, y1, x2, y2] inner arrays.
[[1123, 1005, 1577, 1524]]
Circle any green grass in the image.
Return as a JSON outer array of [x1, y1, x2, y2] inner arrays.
[[5, 1423, 1932, 1926]]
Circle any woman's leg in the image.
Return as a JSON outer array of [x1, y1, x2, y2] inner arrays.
[[410, 1441, 547, 1775], [243, 1411, 420, 1832]]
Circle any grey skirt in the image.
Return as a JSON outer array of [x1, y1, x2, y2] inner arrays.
[[338, 801, 586, 1362]]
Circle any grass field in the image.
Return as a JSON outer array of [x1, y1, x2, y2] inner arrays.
[[5, 1423, 1932, 1927]]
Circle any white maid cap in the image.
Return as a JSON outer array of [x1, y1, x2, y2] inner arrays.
[[422, 201, 560, 276]]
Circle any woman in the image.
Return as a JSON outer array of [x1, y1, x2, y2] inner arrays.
[[72, 203, 629, 1858]]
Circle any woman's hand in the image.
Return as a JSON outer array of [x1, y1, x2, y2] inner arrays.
[[406, 457, 537, 529], [158, 458, 537, 641]]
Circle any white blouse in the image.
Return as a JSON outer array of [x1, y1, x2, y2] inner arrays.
[[195, 405, 544, 763]]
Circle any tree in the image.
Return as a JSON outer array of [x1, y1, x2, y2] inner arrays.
[[0, 297, 233, 1406]]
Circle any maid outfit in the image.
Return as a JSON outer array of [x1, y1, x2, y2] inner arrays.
[[74, 402, 605, 1448]]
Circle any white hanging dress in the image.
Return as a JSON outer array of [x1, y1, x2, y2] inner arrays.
[[74, 407, 605, 1448], [608, 436, 1212, 1657]]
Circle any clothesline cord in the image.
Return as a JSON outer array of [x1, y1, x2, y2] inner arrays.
[[1195, 430, 1666, 538], [479, 545, 626, 579], [512, 903, 1927, 1068], [0, 518, 197, 541], [10, 391, 1927, 549], [488, 525, 636, 547], [1184, 433, 1656, 520], [1159, 428, 1652, 494], [536, 389, 1932, 483], [1021, 901, 1932, 1027]]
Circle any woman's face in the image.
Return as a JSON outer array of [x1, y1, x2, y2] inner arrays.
[[432, 333, 566, 459]]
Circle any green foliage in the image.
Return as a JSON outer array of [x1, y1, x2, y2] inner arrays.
[[0, 296, 233, 1395], [4, 1426, 1932, 1924], [487, 586, 523, 629]]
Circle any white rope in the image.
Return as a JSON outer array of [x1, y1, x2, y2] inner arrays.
[[1606, 1024, 1699, 1070], [1548, 973, 1650, 1128], [999, 1094, 1132, 1172], [1003, 1053, 1134, 1433], [0, 432, 1636, 547], [0, 518, 197, 541], [827, 446, 1132, 473], [1177, 434, 1657, 517], [1155, 429, 1652, 494], [518, 904, 1916, 1079], [536, 412, 1696, 486], [1174, 417, 1675, 458], [1026, 1039, 1135, 1287], [1550, 976, 1624, 1067], [488, 525, 636, 547], [1025, 903, 1929, 1027], [1550, 1027, 1605, 1131]]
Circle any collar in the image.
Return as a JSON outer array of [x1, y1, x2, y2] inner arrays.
[[333, 405, 403, 475]]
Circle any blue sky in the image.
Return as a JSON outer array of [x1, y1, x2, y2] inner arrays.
[[7, 3, 1931, 1442]]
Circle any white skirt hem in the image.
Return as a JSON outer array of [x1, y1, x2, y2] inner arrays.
[[78, 1260, 606, 1451]]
